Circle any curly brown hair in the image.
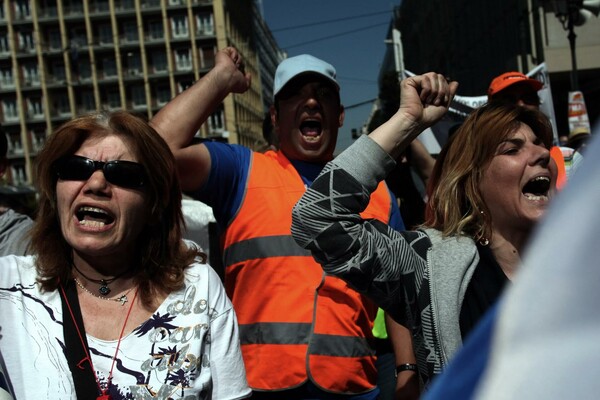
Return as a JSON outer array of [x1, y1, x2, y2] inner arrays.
[[424, 101, 554, 242], [31, 111, 204, 308]]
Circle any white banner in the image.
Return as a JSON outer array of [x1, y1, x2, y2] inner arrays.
[[404, 63, 559, 144], [527, 63, 559, 144], [402, 69, 485, 117]]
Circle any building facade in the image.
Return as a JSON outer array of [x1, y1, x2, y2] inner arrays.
[[380, 0, 599, 140], [0, 0, 281, 187]]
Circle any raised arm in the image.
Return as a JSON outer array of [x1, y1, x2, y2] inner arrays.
[[369, 73, 458, 159], [150, 47, 251, 191], [291, 72, 456, 316]]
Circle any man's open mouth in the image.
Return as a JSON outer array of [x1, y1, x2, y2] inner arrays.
[[300, 120, 322, 142]]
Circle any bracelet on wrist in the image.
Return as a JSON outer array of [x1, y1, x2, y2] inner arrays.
[[395, 363, 418, 377]]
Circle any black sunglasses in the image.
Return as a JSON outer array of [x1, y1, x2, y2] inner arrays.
[[53, 155, 146, 189]]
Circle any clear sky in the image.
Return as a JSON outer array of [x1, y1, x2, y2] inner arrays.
[[260, 1, 400, 153]]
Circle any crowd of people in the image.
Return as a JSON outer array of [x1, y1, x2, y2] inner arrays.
[[0, 44, 596, 400]]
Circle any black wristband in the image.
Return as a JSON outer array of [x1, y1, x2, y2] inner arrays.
[[395, 363, 418, 376]]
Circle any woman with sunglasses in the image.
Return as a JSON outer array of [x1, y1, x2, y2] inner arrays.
[[291, 74, 558, 385], [0, 111, 251, 399]]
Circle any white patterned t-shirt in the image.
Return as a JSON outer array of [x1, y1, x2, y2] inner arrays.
[[0, 255, 250, 400]]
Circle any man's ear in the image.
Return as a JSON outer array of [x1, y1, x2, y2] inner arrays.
[[338, 104, 345, 127], [0, 158, 8, 178], [270, 105, 278, 132]]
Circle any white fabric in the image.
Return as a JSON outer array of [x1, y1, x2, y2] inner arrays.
[[475, 133, 600, 399], [182, 199, 216, 256], [0, 255, 250, 400]]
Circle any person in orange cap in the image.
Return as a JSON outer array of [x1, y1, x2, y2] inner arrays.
[[487, 72, 544, 107], [487, 71, 582, 189]]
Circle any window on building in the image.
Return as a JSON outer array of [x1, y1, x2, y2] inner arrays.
[[152, 51, 167, 72], [196, 13, 214, 35], [171, 15, 189, 38], [147, 20, 163, 40], [103, 58, 117, 77], [156, 85, 171, 106], [80, 90, 95, 112], [51, 61, 66, 81], [175, 48, 192, 71], [27, 97, 44, 118], [105, 90, 120, 110], [69, 27, 86, 47], [16, 0, 31, 19], [55, 93, 70, 116], [126, 52, 141, 74], [120, 0, 135, 9], [0, 33, 8, 53], [7, 133, 23, 155], [2, 99, 19, 121], [98, 24, 112, 45], [40, 0, 58, 16], [79, 59, 91, 80], [11, 164, 27, 184], [47, 29, 62, 50], [23, 63, 40, 85], [123, 21, 138, 42], [131, 85, 146, 109], [95, 0, 109, 11], [0, 68, 13, 88], [32, 129, 46, 152], [64, 0, 83, 14], [18, 30, 35, 52], [208, 109, 224, 133]]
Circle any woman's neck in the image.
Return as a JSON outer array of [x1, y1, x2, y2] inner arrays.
[[488, 227, 531, 281], [72, 251, 134, 278]]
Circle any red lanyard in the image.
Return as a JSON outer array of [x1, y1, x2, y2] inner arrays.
[[60, 283, 138, 400]]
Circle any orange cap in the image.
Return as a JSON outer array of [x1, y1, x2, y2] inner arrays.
[[488, 72, 543, 99]]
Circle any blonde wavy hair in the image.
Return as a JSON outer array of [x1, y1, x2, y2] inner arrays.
[[424, 101, 553, 242]]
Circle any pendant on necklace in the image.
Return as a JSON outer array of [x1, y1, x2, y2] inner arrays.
[[98, 280, 111, 296], [116, 294, 128, 306]]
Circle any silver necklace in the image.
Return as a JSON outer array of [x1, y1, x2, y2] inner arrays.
[[71, 263, 133, 296], [74, 277, 133, 306]]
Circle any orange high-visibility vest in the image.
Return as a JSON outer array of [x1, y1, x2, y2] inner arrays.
[[221, 150, 393, 394]]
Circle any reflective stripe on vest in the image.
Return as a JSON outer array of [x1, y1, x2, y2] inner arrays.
[[239, 322, 374, 357], [222, 150, 391, 392], [223, 235, 311, 268]]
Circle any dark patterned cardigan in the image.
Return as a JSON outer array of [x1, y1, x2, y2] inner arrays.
[[291, 135, 480, 384]]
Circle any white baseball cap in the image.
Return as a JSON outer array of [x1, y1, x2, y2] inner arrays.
[[273, 54, 339, 99]]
